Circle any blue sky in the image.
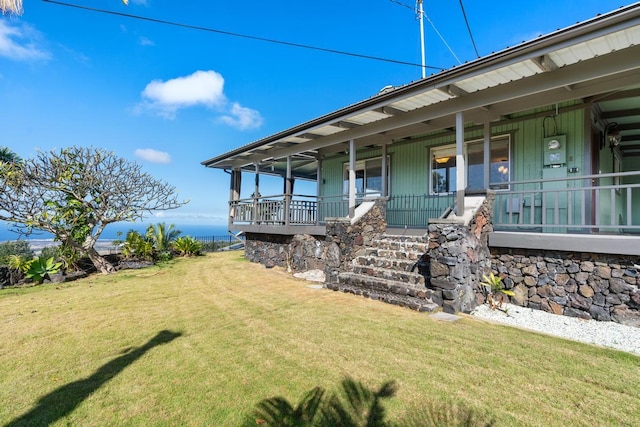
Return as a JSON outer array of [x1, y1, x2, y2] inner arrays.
[[0, 0, 630, 227]]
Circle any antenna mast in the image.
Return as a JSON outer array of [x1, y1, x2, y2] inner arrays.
[[417, 0, 426, 78]]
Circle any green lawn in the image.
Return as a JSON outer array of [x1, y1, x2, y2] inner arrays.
[[1, 252, 639, 426]]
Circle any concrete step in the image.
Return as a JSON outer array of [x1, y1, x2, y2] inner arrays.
[[331, 272, 439, 312], [351, 261, 425, 286]]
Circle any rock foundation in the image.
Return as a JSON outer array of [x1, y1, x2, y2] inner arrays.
[[490, 248, 640, 326]]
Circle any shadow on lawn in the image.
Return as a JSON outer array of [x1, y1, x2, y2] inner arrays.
[[246, 377, 495, 427], [5, 330, 182, 427]]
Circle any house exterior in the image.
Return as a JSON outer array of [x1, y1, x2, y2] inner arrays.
[[203, 4, 640, 325]]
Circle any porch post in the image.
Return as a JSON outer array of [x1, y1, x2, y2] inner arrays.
[[456, 112, 466, 214], [349, 139, 356, 218], [229, 168, 241, 229], [483, 120, 491, 190], [253, 162, 260, 224], [285, 156, 292, 226], [381, 143, 388, 197], [316, 158, 322, 225]]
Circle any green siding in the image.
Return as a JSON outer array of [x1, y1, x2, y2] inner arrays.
[[321, 107, 588, 197]]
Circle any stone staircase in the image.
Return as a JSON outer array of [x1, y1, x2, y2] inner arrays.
[[327, 234, 440, 312]]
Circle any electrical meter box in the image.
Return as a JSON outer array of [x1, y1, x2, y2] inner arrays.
[[543, 135, 567, 167]]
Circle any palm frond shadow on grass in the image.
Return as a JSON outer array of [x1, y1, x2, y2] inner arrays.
[[246, 378, 494, 427]]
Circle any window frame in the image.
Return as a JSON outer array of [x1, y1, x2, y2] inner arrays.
[[342, 156, 391, 198], [429, 134, 511, 195]]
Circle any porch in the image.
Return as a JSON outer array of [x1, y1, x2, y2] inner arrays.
[[228, 192, 455, 235], [227, 169, 640, 256]]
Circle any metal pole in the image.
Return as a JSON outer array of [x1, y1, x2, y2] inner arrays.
[[417, 0, 426, 78]]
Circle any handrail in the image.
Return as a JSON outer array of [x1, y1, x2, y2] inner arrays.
[[492, 171, 640, 234], [490, 170, 640, 187]]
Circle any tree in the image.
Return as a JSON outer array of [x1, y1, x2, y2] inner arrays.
[[1, 1, 128, 15], [146, 222, 181, 252], [0, 146, 188, 274], [0, 0, 22, 15], [0, 147, 22, 164]]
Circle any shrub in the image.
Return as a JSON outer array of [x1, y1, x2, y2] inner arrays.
[[39, 244, 82, 272], [172, 236, 203, 257], [0, 240, 33, 265], [117, 230, 154, 261], [481, 272, 514, 310], [24, 256, 63, 284]]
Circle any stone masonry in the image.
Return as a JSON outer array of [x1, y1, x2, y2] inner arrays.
[[426, 195, 494, 314], [490, 248, 640, 326]]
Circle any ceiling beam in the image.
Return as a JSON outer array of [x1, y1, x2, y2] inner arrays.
[[373, 106, 406, 116], [438, 84, 469, 98], [585, 88, 640, 103], [330, 121, 360, 129], [619, 123, 640, 131], [601, 108, 640, 119], [531, 55, 559, 72]]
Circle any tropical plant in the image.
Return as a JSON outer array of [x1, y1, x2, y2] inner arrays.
[[481, 272, 514, 310], [39, 244, 82, 272], [146, 222, 181, 252], [118, 230, 154, 261], [172, 236, 203, 257], [0, 146, 22, 164], [246, 378, 397, 427], [0, 147, 187, 273], [24, 256, 62, 284], [7, 254, 30, 272], [0, 240, 33, 265]]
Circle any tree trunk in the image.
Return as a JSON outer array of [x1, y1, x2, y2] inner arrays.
[[86, 246, 116, 274]]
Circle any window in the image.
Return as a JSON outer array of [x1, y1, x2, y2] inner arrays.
[[343, 157, 390, 197], [431, 146, 456, 194], [430, 135, 511, 194]]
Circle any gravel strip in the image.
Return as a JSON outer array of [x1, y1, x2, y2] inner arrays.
[[470, 303, 640, 356]]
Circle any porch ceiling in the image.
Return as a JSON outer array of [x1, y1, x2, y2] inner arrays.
[[202, 3, 640, 180]]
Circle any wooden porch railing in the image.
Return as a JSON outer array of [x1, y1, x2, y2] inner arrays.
[[230, 193, 456, 228], [491, 171, 640, 234]]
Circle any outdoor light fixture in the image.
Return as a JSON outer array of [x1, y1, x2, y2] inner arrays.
[[602, 122, 621, 151], [434, 156, 450, 164]]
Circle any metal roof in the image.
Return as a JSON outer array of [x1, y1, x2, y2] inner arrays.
[[202, 2, 640, 180]]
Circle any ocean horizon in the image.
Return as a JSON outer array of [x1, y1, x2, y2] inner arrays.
[[0, 222, 232, 245]]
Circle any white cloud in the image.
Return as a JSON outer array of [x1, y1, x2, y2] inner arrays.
[[220, 102, 264, 130], [135, 148, 171, 164], [138, 36, 155, 46], [137, 69, 263, 131], [0, 20, 50, 62], [139, 70, 226, 119]]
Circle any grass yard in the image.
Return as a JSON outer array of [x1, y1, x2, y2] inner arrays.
[[1, 252, 639, 426]]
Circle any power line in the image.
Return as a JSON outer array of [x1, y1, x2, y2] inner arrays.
[[42, 0, 446, 71], [389, 0, 462, 65], [458, 0, 480, 58]]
